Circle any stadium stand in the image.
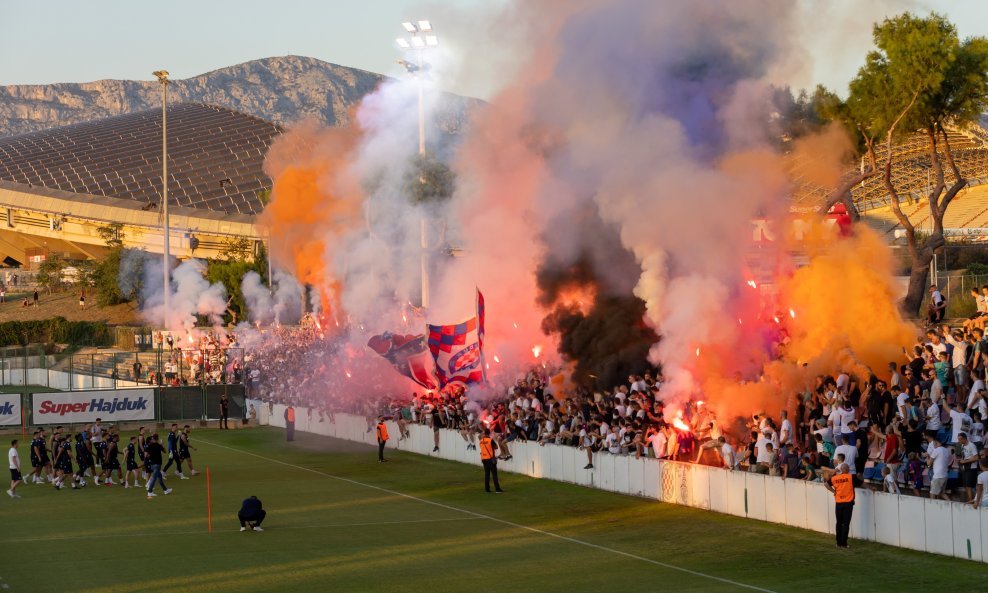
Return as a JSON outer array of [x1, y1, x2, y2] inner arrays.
[[0, 104, 281, 265]]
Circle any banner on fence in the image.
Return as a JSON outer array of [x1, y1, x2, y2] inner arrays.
[[32, 389, 155, 424], [0, 393, 20, 426]]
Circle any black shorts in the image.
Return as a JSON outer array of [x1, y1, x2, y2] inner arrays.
[[10, 468, 21, 481], [106, 459, 121, 471], [179, 450, 191, 460], [126, 460, 138, 471], [57, 461, 73, 473], [76, 462, 88, 475], [30, 456, 42, 469]]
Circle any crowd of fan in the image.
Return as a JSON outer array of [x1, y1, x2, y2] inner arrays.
[[238, 317, 988, 507]]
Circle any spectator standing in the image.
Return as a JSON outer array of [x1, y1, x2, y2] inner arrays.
[[376, 416, 389, 463], [285, 404, 296, 442], [926, 436, 951, 501], [219, 394, 230, 430], [972, 459, 988, 509], [825, 463, 855, 550], [958, 432, 979, 501], [32, 290, 38, 307], [478, 429, 503, 493], [8, 439, 22, 499]]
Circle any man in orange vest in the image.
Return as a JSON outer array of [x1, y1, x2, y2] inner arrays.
[[478, 428, 504, 493], [825, 462, 855, 549], [284, 405, 296, 442], [376, 416, 389, 463]]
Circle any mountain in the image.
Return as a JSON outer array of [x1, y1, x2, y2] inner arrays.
[[0, 55, 474, 137]]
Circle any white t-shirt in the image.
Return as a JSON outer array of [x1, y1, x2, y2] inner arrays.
[[926, 403, 942, 431], [779, 419, 793, 445], [604, 432, 621, 455], [834, 444, 858, 474], [929, 445, 950, 479], [830, 407, 856, 435], [978, 472, 988, 508], [949, 410, 971, 444], [968, 381, 985, 407], [896, 392, 910, 417], [969, 421, 984, 444], [755, 438, 773, 464], [8, 447, 19, 470], [883, 472, 900, 494], [649, 432, 667, 459], [721, 443, 737, 468]]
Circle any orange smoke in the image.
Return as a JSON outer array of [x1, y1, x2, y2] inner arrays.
[[259, 119, 365, 326], [690, 218, 916, 423]]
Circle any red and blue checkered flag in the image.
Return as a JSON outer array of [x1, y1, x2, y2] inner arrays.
[[427, 289, 486, 387]]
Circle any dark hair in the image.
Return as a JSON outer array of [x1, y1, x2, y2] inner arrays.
[[10, 439, 16, 446]]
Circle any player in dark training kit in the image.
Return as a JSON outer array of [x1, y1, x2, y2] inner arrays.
[[52, 436, 73, 490], [162, 424, 187, 479], [124, 436, 140, 489], [103, 435, 123, 486], [178, 426, 198, 477], [28, 430, 49, 484], [72, 434, 90, 488]]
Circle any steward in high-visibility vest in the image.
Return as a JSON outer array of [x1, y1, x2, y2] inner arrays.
[[284, 405, 296, 442], [376, 417, 390, 463], [479, 429, 503, 493], [826, 463, 856, 549]]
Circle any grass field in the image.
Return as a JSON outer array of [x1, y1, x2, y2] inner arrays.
[[1, 427, 986, 593]]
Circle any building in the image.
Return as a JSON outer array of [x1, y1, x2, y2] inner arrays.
[[0, 103, 282, 269]]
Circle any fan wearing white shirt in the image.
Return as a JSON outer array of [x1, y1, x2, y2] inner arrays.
[[779, 411, 793, 446], [8, 439, 22, 499], [833, 434, 858, 474], [718, 437, 738, 470], [947, 403, 971, 444], [972, 459, 988, 509], [926, 437, 951, 501]]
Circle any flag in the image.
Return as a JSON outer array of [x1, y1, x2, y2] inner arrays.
[[366, 332, 438, 391], [427, 289, 486, 387]]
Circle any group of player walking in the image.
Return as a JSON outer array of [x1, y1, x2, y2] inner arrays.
[[15, 420, 198, 499]]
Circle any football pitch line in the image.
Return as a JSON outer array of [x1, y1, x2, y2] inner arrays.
[[0, 516, 485, 544], [198, 437, 777, 593]]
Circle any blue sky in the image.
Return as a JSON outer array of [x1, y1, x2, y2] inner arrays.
[[0, 0, 986, 99]]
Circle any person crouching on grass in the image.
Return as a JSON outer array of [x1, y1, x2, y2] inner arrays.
[[239, 496, 266, 532]]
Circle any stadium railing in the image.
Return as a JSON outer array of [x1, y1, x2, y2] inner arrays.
[[250, 402, 988, 565]]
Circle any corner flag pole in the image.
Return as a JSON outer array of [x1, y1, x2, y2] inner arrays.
[[206, 466, 213, 533]]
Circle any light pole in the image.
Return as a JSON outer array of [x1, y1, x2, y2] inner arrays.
[[397, 20, 438, 309], [153, 70, 171, 322]]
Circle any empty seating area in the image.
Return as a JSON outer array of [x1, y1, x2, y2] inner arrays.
[[0, 103, 283, 215], [790, 126, 988, 212]]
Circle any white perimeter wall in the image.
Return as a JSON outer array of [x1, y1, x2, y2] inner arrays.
[[249, 402, 988, 564]]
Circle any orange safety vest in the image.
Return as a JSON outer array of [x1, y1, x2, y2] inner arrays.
[[831, 473, 855, 503], [376, 422, 389, 442], [286, 408, 295, 423], [479, 437, 495, 461]]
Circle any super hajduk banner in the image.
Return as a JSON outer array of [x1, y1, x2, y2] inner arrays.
[[0, 394, 20, 426], [32, 390, 154, 424]]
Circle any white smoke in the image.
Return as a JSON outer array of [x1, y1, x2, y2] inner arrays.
[[241, 270, 304, 325]]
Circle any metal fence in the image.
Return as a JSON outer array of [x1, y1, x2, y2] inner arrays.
[[0, 346, 246, 391]]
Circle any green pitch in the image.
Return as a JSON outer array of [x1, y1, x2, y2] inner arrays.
[[1, 427, 985, 593]]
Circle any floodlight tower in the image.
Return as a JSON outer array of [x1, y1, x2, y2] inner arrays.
[[153, 70, 171, 322], [396, 20, 438, 309]]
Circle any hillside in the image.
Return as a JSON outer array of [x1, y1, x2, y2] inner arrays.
[[0, 290, 142, 326], [0, 55, 474, 137]]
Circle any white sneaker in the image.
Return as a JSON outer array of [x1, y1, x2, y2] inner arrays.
[[147, 492, 157, 499], [179, 474, 189, 480], [106, 479, 115, 485], [190, 470, 199, 476], [240, 526, 247, 532], [252, 526, 264, 532], [173, 470, 181, 477], [123, 483, 130, 489], [164, 488, 173, 495], [6, 489, 13, 498]]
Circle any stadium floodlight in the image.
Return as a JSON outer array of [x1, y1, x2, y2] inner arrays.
[[153, 69, 171, 321], [395, 19, 439, 309]]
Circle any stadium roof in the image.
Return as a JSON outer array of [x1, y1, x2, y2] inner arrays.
[[0, 103, 282, 216]]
